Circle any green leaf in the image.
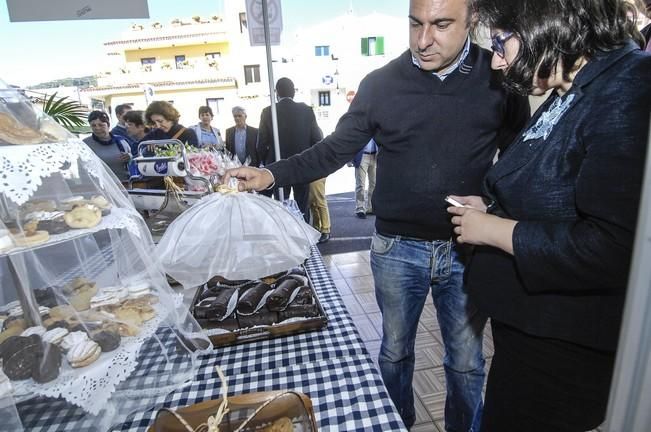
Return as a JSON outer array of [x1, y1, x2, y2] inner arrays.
[[41, 92, 88, 131]]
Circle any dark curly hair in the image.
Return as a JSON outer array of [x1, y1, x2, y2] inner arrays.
[[87, 110, 110, 125], [476, 0, 644, 95], [144, 101, 180, 125]]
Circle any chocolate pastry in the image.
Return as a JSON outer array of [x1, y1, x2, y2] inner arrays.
[[45, 320, 70, 331], [266, 279, 302, 311], [278, 304, 320, 321], [3, 338, 43, 380], [31, 342, 61, 383], [287, 266, 307, 276], [34, 287, 59, 308], [0, 336, 35, 362], [195, 287, 237, 319], [91, 330, 121, 352], [237, 307, 278, 328], [290, 286, 313, 306], [273, 274, 308, 288], [206, 275, 250, 288], [69, 322, 101, 334], [173, 329, 212, 353], [237, 282, 272, 315]]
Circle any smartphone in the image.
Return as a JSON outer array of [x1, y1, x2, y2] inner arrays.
[[445, 196, 466, 208]]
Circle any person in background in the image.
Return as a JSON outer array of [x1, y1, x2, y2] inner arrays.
[[309, 178, 331, 244], [190, 105, 224, 150], [353, 138, 377, 219], [448, 0, 650, 430], [123, 110, 149, 148], [257, 77, 324, 222], [224, 0, 530, 429], [142, 101, 198, 147], [83, 110, 132, 181], [225, 106, 259, 166], [111, 103, 136, 147], [641, 0, 651, 49]]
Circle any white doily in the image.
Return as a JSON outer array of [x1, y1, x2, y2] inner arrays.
[[1, 207, 143, 257], [12, 294, 183, 415], [0, 139, 106, 205]]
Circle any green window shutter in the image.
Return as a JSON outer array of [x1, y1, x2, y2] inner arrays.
[[376, 37, 384, 55], [361, 37, 369, 56]]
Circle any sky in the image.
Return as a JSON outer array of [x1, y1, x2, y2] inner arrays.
[[0, 0, 407, 87]]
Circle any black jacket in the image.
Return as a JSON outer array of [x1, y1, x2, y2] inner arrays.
[[225, 125, 259, 166], [467, 41, 651, 351], [267, 46, 530, 240], [257, 98, 323, 165]]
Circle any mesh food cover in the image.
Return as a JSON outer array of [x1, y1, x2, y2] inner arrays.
[[0, 80, 210, 430], [157, 189, 320, 288]]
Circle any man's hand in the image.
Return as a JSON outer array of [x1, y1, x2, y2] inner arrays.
[[223, 166, 274, 192]]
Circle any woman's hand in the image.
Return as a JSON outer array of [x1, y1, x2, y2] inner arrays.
[[447, 202, 517, 255], [118, 152, 131, 162]]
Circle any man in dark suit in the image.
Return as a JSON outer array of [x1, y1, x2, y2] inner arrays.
[[257, 77, 323, 222], [225, 106, 259, 167]]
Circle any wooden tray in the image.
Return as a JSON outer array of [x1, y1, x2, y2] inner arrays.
[[190, 268, 328, 347]]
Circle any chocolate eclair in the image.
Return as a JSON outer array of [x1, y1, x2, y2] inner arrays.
[[266, 279, 302, 312], [237, 282, 272, 315]]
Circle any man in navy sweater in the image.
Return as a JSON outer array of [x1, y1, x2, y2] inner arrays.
[[225, 0, 529, 429]]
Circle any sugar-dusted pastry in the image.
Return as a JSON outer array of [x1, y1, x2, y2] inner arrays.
[[60, 331, 89, 352], [21, 326, 47, 338], [64, 204, 101, 229], [67, 340, 101, 368], [126, 281, 151, 298], [42, 327, 69, 346], [11, 230, 49, 247]]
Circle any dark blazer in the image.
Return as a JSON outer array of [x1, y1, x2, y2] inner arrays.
[[225, 125, 259, 166], [467, 41, 651, 351], [257, 98, 323, 165]]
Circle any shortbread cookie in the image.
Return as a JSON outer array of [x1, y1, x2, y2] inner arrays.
[[20, 326, 47, 338], [42, 327, 69, 345], [11, 230, 49, 247], [67, 340, 101, 368], [64, 204, 101, 229], [60, 331, 89, 352]]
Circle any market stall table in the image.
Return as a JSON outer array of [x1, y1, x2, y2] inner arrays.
[[16, 248, 407, 431]]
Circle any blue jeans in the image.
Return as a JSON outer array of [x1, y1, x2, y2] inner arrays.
[[370, 232, 486, 431]]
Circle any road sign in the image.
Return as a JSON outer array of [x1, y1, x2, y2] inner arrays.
[[245, 0, 283, 46]]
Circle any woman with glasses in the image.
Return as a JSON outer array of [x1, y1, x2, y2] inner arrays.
[[447, 0, 650, 430], [142, 101, 198, 147]]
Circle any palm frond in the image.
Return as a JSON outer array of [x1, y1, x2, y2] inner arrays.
[[41, 92, 88, 131]]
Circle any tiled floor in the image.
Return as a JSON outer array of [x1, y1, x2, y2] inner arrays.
[[322, 249, 491, 431], [323, 249, 603, 432]]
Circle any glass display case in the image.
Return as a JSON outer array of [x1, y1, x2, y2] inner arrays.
[[0, 81, 210, 430]]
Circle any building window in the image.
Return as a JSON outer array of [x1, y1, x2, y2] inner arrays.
[[140, 57, 156, 65], [318, 91, 331, 106], [205, 52, 221, 59], [206, 98, 224, 115], [175, 55, 186, 69], [239, 12, 247, 33], [361, 36, 385, 56], [244, 65, 261, 84], [314, 45, 330, 56]]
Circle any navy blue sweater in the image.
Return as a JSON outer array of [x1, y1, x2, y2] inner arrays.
[[269, 46, 530, 240]]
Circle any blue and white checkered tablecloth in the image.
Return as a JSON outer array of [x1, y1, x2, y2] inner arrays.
[[16, 248, 406, 431]]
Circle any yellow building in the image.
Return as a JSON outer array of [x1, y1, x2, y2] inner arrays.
[[81, 1, 270, 132]]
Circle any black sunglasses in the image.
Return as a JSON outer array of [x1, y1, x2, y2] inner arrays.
[[491, 32, 514, 59]]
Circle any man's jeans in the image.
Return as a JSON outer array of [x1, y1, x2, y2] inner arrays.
[[370, 233, 486, 431]]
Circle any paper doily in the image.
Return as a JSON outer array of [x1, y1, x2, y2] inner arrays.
[[0, 139, 106, 205]]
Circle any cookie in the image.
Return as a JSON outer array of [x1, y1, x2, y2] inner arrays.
[[91, 330, 120, 352], [42, 327, 69, 345], [31, 342, 61, 383], [64, 204, 101, 229], [67, 340, 101, 368], [0, 112, 43, 145], [60, 331, 89, 352], [3, 316, 26, 332], [263, 417, 293, 432], [45, 319, 70, 331], [58, 196, 84, 211], [0, 326, 23, 344], [21, 326, 47, 338]]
